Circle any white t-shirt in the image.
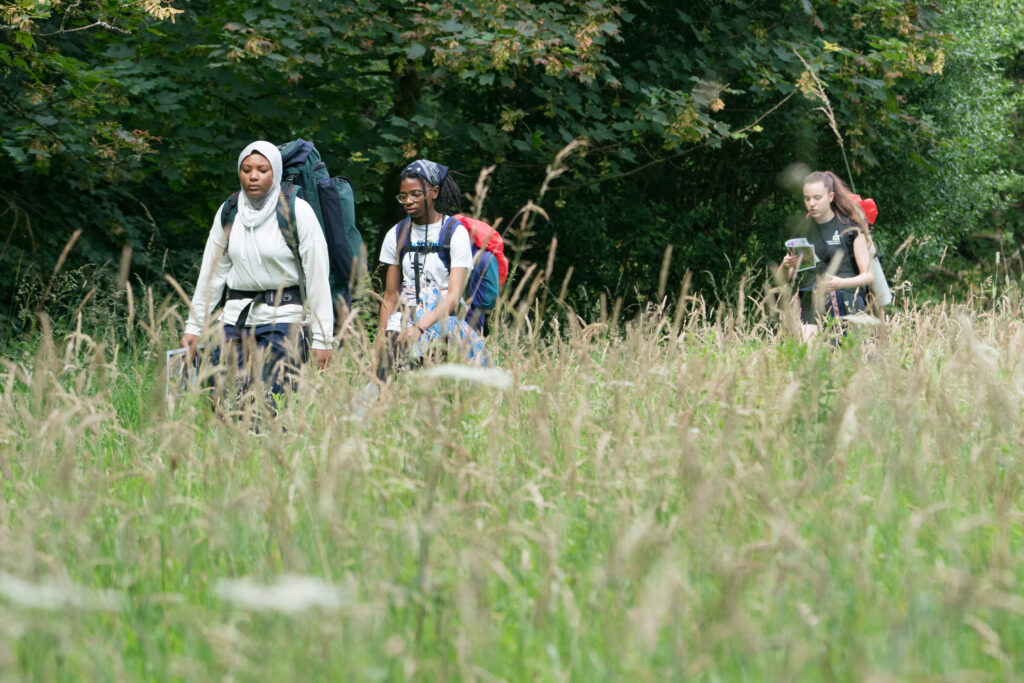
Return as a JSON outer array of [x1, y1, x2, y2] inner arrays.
[[379, 215, 473, 332], [379, 215, 473, 295]]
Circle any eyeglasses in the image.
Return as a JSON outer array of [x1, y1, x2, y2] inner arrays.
[[395, 189, 431, 204]]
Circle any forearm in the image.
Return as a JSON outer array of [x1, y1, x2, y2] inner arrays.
[[304, 273, 334, 350], [836, 271, 874, 290], [297, 204, 335, 348], [418, 290, 460, 328], [842, 234, 875, 291], [185, 232, 229, 335], [304, 269, 335, 349], [378, 291, 398, 332]]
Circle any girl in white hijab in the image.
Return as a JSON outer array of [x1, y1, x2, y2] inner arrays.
[[180, 140, 333, 401]]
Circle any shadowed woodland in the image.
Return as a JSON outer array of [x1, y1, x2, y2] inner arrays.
[[1, 0, 1022, 339]]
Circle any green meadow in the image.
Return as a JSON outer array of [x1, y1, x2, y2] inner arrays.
[[2, 284, 1023, 681], [3, 1, 1022, 679]]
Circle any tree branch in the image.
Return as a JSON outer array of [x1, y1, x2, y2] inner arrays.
[[0, 89, 94, 165], [37, 20, 130, 37], [558, 91, 798, 191]]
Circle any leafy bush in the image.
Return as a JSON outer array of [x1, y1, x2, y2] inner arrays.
[[1, 0, 1021, 333]]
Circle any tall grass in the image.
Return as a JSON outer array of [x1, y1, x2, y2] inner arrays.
[[3, 147, 1024, 679], [2, 262, 1024, 680]]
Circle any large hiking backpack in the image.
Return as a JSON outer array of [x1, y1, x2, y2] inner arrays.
[[395, 214, 508, 334], [221, 139, 365, 311], [454, 214, 509, 284], [278, 139, 364, 306], [847, 194, 892, 307]]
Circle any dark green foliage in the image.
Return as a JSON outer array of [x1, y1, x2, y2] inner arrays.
[[0, 0, 1020, 335], [864, 1, 1022, 283]]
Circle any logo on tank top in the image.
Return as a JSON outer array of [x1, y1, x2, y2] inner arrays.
[[827, 230, 841, 245]]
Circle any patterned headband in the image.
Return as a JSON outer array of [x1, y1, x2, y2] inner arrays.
[[402, 159, 449, 186]]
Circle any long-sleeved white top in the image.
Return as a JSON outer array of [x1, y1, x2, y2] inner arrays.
[[184, 197, 334, 349]]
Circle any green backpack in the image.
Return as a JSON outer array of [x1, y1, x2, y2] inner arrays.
[[221, 139, 365, 309]]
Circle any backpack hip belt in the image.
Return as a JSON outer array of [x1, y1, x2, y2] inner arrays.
[[227, 285, 303, 330]]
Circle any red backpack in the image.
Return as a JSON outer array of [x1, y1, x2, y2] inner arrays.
[[453, 214, 509, 284], [852, 195, 878, 225]]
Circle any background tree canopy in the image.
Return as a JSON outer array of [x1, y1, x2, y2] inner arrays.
[[1, 0, 1021, 334]]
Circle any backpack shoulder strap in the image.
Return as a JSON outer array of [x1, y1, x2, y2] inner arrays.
[[276, 188, 306, 302], [217, 194, 240, 273], [437, 215, 460, 272], [221, 193, 239, 231], [439, 215, 459, 244], [840, 221, 863, 267], [394, 217, 412, 264]]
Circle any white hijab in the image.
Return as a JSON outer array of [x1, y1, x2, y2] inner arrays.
[[236, 141, 282, 229]]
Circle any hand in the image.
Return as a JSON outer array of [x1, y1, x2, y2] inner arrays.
[[822, 274, 844, 291], [781, 252, 800, 272], [399, 323, 426, 345], [312, 348, 331, 370], [180, 333, 199, 362]]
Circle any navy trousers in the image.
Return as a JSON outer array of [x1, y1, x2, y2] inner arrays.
[[210, 323, 308, 397]]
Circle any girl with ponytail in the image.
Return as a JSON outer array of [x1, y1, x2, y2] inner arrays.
[[780, 170, 874, 337]]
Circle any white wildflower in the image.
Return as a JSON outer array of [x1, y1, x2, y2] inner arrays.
[[970, 340, 999, 366], [344, 381, 381, 422], [213, 574, 349, 614], [798, 601, 820, 627], [842, 312, 882, 326], [0, 572, 125, 612], [835, 402, 858, 452], [421, 364, 513, 390]]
